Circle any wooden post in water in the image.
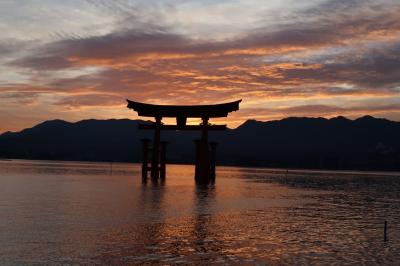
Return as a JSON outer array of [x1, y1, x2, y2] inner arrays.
[[141, 138, 150, 181], [384, 220, 388, 242], [196, 117, 211, 184]]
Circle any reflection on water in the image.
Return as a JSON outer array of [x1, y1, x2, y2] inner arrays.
[[0, 160, 400, 265]]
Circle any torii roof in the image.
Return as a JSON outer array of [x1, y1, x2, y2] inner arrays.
[[126, 99, 241, 118]]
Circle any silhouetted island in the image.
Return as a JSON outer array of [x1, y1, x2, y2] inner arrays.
[[0, 115, 399, 171]]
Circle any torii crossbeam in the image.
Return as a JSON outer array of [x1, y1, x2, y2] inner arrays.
[[127, 99, 241, 184]]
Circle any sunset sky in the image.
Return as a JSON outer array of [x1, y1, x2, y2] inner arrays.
[[1, 0, 400, 132]]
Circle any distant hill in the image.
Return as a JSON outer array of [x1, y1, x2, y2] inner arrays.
[[1, 116, 399, 171]]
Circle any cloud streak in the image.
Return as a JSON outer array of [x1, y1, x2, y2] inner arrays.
[[1, 0, 400, 132]]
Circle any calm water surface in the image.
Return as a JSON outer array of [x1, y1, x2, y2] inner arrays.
[[0, 160, 399, 265]]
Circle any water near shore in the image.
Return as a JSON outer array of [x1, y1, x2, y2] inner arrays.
[[1, 160, 399, 265]]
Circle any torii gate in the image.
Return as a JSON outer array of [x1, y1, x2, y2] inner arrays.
[[126, 99, 241, 184]]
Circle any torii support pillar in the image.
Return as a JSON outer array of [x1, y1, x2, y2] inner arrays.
[[194, 141, 217, 184], [195, 117, 215, 184]]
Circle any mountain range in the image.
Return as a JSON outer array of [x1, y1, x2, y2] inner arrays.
[[1, 116, 399, 171]]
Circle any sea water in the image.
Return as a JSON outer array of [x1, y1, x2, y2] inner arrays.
[[0, 160, 399, 265]]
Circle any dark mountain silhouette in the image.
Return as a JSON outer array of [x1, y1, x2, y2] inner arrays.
[[1, 116, 399, 171]]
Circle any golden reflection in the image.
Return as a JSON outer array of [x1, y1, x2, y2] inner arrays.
[[135, 180, 167, 248], [191, 184, 221, 253]]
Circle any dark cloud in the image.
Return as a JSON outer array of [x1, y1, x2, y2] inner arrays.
[[280, 43, 400, 89], [11, 55, 73, 70], [10, 0, 400, 74]]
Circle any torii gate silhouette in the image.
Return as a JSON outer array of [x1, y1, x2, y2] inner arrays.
[[127, 99, 241, 184]]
